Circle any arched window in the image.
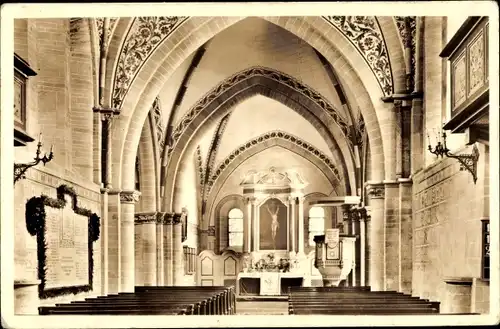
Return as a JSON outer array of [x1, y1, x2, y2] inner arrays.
[[228, 208, 244, 248], [308, 206, 325, 246]]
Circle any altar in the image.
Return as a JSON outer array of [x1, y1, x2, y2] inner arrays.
[[236, 272, 304, 296]]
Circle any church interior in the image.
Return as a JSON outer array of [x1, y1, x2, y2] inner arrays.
[[5, 10, 495, 321]]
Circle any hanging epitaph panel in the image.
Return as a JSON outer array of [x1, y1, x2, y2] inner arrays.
[[259, 198, 287, 250], [25, 184, 100, 299], [44, 198, 89, 289]]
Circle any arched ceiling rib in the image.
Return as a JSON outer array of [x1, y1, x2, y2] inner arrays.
[[106, 16, 402, 111]]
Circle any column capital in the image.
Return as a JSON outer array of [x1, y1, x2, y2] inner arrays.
[[107, 188, 122, 195], [134, 212, 157, 224], [250, 197, 258, 206], [93, 106, 120, 121], [244, 197, 255, 205], [287, 195, 295, 204], [120, 190, 141, 204], [162, 212, 175, 225], [172, 212, 185, 225], [207, 225, 216, 236], [365, 182, 385, 199], [297, 196, 305, 204]]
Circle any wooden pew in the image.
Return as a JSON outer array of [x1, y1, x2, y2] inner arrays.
[[39, 286, 236, 316], [287, 287, 440, 315]]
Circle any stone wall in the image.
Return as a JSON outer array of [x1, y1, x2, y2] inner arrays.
[[412, 143, 489, 312], [13, 18, 101, 309]]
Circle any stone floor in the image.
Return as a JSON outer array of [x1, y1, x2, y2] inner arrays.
[[235, 300, 289, 315]]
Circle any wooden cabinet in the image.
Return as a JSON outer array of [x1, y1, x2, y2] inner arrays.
[[441, 17, 489, 141], [14, 53, 37, 146]]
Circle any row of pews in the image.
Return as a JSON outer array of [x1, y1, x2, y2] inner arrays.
[[288, 286, 441, 315], [39, 286, 236, 315]]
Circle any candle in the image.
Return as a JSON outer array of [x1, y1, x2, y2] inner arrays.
[[50, 144, 54, 153], [426, 130, 431, 146], [39, 132, 43, 143]]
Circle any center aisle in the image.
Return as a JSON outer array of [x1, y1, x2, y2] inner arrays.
[[236, 299, 289, 315]]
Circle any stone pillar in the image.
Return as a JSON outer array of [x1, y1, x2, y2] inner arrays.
[[288, 196, 296, 252], [120, 190, 141, 292], [398, 179, 413, 294], [173, 213, 184, 286], [163, 213, 174, 286], [135, 213, 157, 286], [207, 226, 216, 251], [341, 205, 352, 235], [442, 278, 473, 313], [243, 197, 252, 253], [365, 182, 385, 291], [14, 280, 40, 315], [107, 189, 121, 293], [252, 199, 259, 251], [156, 213, 164, 285], [100, 187, 109, 295], [199, 228, 208, 251], [359, 208, 367, 287], [351, 211, 357, 287], [297, 196, 305, 255], [383, 181, 400, 291]]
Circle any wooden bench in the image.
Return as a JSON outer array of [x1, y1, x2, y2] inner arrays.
[[287, 287, 440, 315], [39, 286, 235, 316]]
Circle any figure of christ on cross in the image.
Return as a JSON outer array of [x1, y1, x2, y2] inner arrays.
[[266, 202, 280, 250]]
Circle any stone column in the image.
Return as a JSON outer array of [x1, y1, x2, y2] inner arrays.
[[243, 197, 252, 253], [135, 212, 157, 286], [359, 208, 367, 287], [442, 278, 473, 313], [365, 182, 385, 291], [107, 189, 121, 293], [207, 225, 216, 251], [351, 210, 357, 287], [163, 213, 174, 286], [173, 213, 184, 286], [341, 205, 352, 235], [384, 181, 400, 291], [156, 212, 165, 285], [297, 196, 305, 255], [399, 179, 413, 294], [14, 280, 40, 315], [100, 187, 109, 295], [288, 196, 296, 253], [120, 190, 141, 292], [252, 199, 259, 251]]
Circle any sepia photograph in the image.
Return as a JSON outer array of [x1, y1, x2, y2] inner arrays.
[[1, 2, 498, 328]]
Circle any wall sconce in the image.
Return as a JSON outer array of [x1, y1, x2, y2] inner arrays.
[[14, 133, 54, 184], [427, 129, 479, 184]]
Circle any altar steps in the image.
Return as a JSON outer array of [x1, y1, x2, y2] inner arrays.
[[236, 300, 289, 315]]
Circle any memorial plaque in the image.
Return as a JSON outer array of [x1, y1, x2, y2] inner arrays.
[[44, 199, 89, 289]]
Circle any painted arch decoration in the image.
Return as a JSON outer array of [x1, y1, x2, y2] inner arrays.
[[110, 16, 394, 111], [166, 66, 351, 158], [205, 130, 342, 196]]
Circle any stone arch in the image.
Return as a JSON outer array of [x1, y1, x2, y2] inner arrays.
[[205, 136, 344, 224], [377, 16, 407, 94], [109, 16, 391, 205], [136, 113, 157, 212], [213, 194, 245, 254], [165, 72, 357, 213]]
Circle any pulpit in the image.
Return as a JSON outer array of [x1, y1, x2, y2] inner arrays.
[[313, 229, 356, 286]]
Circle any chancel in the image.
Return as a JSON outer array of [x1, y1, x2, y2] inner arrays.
[[4, 6, 496, 322]]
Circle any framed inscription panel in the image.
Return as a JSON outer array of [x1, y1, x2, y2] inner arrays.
[[44, 204, 90, 289], [25, 185, 100, 299]]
